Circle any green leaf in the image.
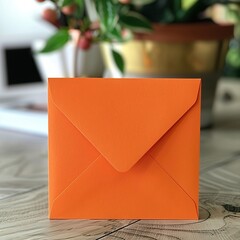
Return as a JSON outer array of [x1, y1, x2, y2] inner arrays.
[[120, 12, 152, 32], [161, 8, 175, 23], [39, 29, 70, 53], [111, 49, 125, 74], [226, 7, 240, 22], [75, 0, 84, 5], [95, 0, 117, 32], [131, 0, 155, 6], [182, 0, 197, 10], [226, 48, 240, 68], [171, 0, 183, 20], [62, 0, 75, 7], [179, 0, 228, 22], [74, 0, 85, 19], [107, 25, 123, 41]]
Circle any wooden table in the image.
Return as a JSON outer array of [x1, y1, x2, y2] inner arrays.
[[0, 80, 240, 239]]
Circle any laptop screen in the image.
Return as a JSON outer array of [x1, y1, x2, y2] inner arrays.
[[4, 46, 43, 86]]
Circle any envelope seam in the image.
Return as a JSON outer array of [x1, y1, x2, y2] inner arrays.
[[48, 85, 118, 171], [149, 154, 198, 218], [130, 83, 201, 171], [49, 87, 101, 155], [126, 84, 201, 172], [49, 155, 101, 217]]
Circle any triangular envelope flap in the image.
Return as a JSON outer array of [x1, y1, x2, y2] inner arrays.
[[49, 78, 200, 172]]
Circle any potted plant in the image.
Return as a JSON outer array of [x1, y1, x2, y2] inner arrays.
[[99, 0, 236, 128], [34, 0, 106, 78], [36, 0, 236, 128], [35, 0, 154, 77]]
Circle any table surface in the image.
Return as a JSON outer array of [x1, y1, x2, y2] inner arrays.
[[0, 79, 240, 240]]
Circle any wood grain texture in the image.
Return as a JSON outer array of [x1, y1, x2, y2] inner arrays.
[[0, 80, 240, 240]]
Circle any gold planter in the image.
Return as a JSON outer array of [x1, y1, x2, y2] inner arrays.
[[102, 39, 229, 75], [101, 23, 234, 128]]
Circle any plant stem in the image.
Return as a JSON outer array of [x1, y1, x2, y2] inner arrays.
[[73, 32, 81, 77]]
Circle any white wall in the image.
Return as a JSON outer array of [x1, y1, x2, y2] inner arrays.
[[0, 0, 57, 98], [0, 0, 54, 38]]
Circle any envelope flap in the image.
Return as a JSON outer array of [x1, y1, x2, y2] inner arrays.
[[49, 78, 200, 172]]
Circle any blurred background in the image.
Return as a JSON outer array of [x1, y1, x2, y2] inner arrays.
[[0, 0, 52, 96], [0, 0, 239, 136]]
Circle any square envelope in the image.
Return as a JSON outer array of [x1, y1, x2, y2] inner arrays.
[[48, 78, 201, 220]]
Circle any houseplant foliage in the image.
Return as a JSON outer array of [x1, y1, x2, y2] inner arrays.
[[37, 0, 153, 74], [37, 0, 239, 75], [204, 3, 240, 76], [222, 4, 240, 77]]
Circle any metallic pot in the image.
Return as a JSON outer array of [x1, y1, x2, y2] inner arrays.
[[101, 23, 234, 128]]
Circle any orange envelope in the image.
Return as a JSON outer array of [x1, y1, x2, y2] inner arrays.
[[48, 78, 201, 220]]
